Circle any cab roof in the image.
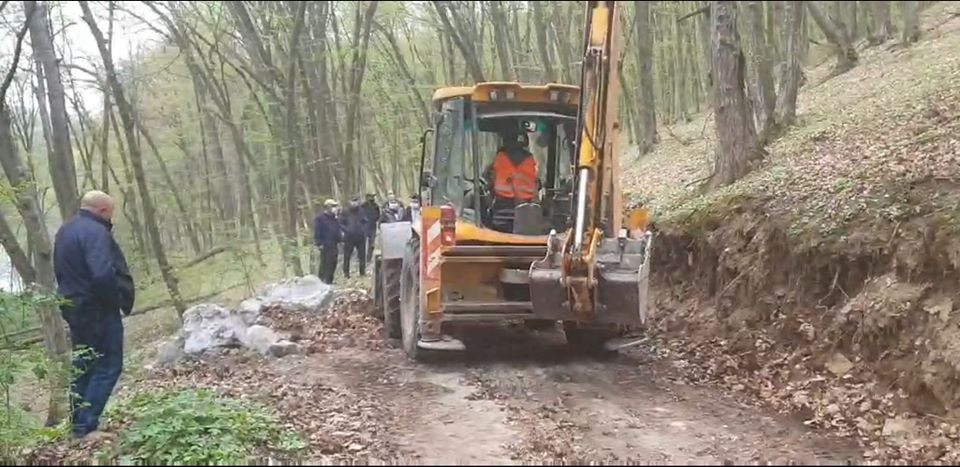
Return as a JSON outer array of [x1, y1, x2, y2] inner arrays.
[[432, 82, 580, 106]]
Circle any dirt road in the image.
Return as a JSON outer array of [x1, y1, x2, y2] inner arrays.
[[271, 322, 861, 465]]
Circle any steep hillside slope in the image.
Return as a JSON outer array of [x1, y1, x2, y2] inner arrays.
[[624, 5, 960, 463]]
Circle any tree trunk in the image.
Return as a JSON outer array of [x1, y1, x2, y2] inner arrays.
[[195, 79, 234, 221], [747, 0, 777, 142], [433, 1, 486, 83], [531, 1, 556, 82], [707, 1, 762, 189], [0, 106, 71, 426], [870, 1, 895, 45], [282, 1, 308, 277], [775, 1, 804, 127], [806, 1, 858, 75], [79, 1, 185, 316], [635, 1, 658, 154], [902, 0, 920, 45], [131, 110, 203, 254], [24, 0, 79, 221], [342, 2, 379, 196], [489, 1, 514, 80], [846, 1, 859, 40]]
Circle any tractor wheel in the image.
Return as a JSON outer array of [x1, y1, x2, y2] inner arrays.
[[373, 254, 384, 320], [400, 237, 429, 361], [381, 258, 402, 340], [563, 322, 619, 355]]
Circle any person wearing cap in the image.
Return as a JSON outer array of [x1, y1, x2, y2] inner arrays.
[[314, 199, 342, 284], [339, 196, 370, 277], [361, 193, 380, 263]]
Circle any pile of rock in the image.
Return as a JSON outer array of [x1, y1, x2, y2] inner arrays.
[[155, 275, 333, 365]]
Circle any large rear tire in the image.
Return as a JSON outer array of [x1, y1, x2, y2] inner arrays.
[[373, 254, 384, 320], [381, 258, 402, 339], [400, 237, 428, 361]]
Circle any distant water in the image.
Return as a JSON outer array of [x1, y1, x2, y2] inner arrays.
[[0, 249, 23, 293]]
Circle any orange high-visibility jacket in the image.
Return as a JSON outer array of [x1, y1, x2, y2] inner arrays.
[[492, 150, 538, 201]]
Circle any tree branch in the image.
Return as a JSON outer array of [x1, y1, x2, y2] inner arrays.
[[0, 3, 35, 106], [678, 5, 710, 23]]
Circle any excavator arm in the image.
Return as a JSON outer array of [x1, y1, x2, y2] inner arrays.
[[530, 0, 653, 327]]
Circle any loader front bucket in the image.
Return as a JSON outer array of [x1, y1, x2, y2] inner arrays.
[[529, 232, 653, 326]]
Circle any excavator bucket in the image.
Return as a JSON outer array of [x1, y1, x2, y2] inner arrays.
[[529, 231, 653, 326]]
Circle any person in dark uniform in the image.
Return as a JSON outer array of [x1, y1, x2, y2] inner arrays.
[[360, 193, 380, 262], [339, 197, 369, 277], [313, 199, 342, 284]]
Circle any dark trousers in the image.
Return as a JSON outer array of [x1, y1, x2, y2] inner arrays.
[[66, 311, 124, 438], [319, 245, 338, 284], [343, 235, 366, 277], [365, 232, 376, 262]]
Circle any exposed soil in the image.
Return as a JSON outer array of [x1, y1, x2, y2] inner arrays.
[[25, 297, 866, 466]]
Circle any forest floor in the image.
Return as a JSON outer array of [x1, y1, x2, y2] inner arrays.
[[28, 296, 862, 465], [17, 4, 960, 466]]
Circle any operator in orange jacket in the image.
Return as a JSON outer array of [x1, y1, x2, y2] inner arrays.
[[483, 131, 539, 203]]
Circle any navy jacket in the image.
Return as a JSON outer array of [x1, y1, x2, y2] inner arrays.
[[360, 201, 380, 235], [53, 210, 135, 322], [313, 212, 342, 248], [339, 206, 369, 239]]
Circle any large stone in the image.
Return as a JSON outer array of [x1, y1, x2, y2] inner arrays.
[[257, 275, 333, 313], [882, 417, 918, 444], [241, 325, 281, 355], [155, 335, 186, 366], [267, 340, 303, 358], [237, 298, 263, 326], [825, 352, 854, 377], [181, 304, 246, 355]]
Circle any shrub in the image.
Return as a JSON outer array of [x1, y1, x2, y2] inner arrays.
[[107, 389, 305, 465]]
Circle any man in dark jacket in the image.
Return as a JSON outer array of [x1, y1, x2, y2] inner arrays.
[[402, 194, 420, 222], [53, 190, 134, 440], [339, 197, 369, 278], [360, 193, 380, 263], [314, 199, 342, 284], [380, 191, 405, 223]]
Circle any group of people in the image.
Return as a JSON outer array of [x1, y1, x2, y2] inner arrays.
[[313, 191, 416, 284]]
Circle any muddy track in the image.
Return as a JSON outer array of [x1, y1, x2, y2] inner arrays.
[[296, 323, 861, 465]]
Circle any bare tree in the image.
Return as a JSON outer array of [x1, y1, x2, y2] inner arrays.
[[806, 1, 858, 75], [869, 1, 895, 45], [433, 1, 486, 83], [707, 0, 762, 189], [746, 0, 777, 142], [24, 0, 79, 221], [902, 0, 920, 45], [635, 1, 658, 155], [79, 0, 186, 316], [776, 0, 804, 127], [530, 1, 556, 82], [0, 0, 71, 425], [488, 1, 515, 80]]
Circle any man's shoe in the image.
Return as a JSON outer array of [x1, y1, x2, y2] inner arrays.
[[71, 430, 117, 445]]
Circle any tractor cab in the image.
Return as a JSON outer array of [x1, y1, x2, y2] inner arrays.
[[419, 83, 580, 237]]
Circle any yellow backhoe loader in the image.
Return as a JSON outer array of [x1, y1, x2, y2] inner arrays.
[[373, 1, 652, 360]]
